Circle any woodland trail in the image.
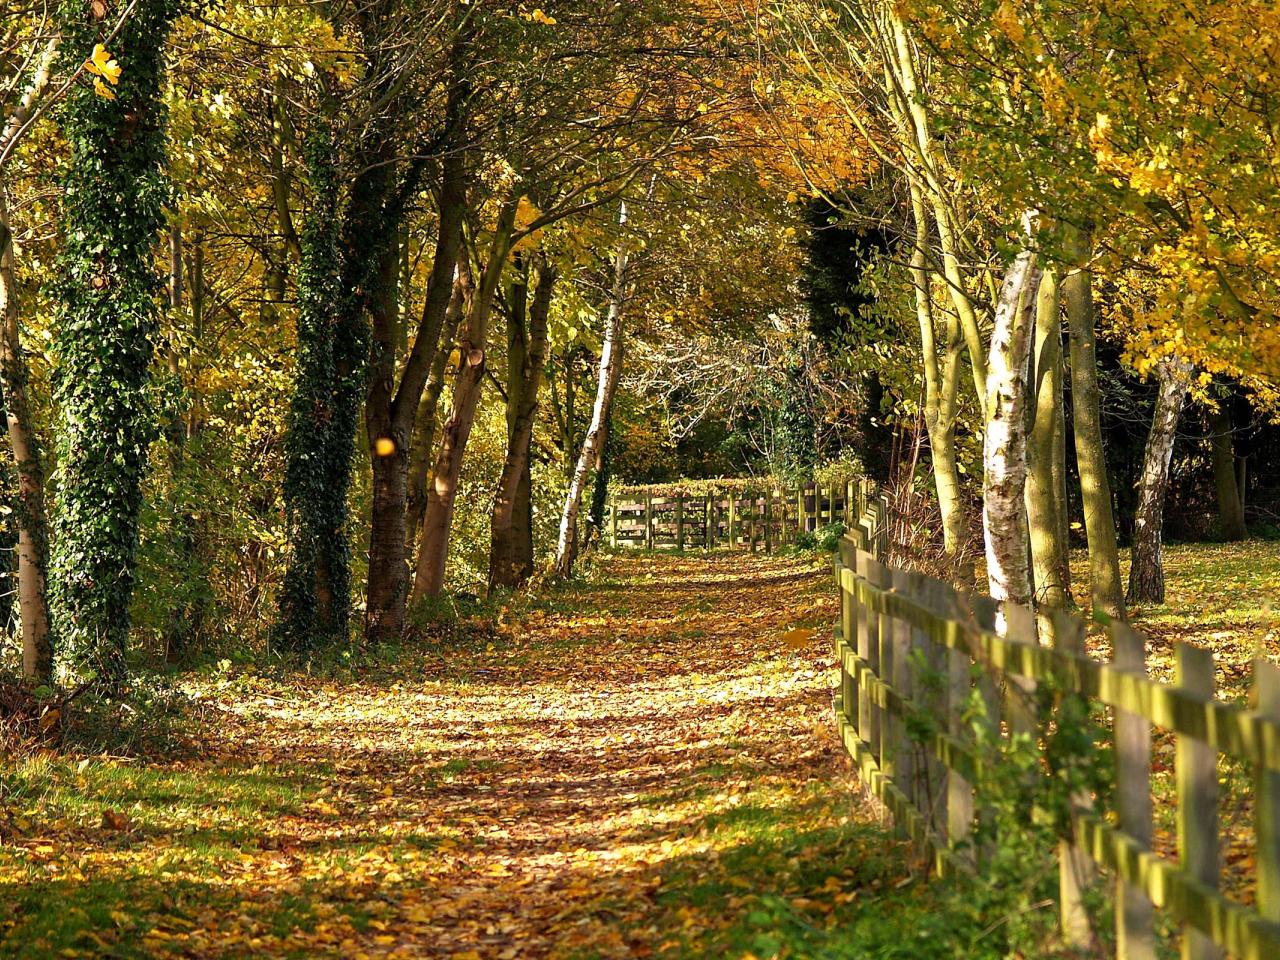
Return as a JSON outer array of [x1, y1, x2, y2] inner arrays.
[[4, 552, 928, 959]]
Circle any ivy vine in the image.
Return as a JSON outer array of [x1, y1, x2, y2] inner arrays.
[[49, 0, 180, 685], [276, 125, 367, 650]]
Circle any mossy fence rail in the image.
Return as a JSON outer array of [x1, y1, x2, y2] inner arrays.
[[610, 478, 1280, 960], [605, 481, 851, 551]]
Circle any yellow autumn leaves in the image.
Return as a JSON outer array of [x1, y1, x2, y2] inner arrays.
[[84, 43, 121, 100]]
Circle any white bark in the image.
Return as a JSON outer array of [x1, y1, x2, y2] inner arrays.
[[555, 205, 629, 576], [982, 215, 1040, 609]]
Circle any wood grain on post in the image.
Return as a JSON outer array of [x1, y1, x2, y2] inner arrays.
[[1256, 661, 1280, 925], [1051, 609, 1096, 950], [1176, 643, 1223, 960], [856, 549, 881, 760], [941, 587, 975, 863], [644, 495, 653, 550], [764, 492, 774, 554], [1112, 621, 1156, 960], [889, 566, 919, 821], [675, 494, 685, 552]]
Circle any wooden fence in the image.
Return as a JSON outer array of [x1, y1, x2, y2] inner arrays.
[[837, 480, 1280, 959], [605, 481, 853, 551]]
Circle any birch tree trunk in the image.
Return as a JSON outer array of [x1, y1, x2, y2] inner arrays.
[[411, 199, 519, 602], [1026, 269, 1071, 611], [490, 254, 555, 589], [0, 43, 58, 683], [1127, 361, 1190, 604], [555, 212, 630, 577], [982, 223, 1040, 609], [0, 191, 51, 683], [1062, 226, 1126, 623]]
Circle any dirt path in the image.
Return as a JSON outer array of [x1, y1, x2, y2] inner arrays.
[[4, 552, 919, 959]]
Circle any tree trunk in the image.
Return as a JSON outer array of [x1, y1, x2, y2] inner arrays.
[[1062, 226, 1126, 623], [887, 13, 988, 417], [411, 198, 519, 602], [161, 222, 209, 662], [1209, 400, 1247, 541], [981, 227, 1039, 609], [406, 277, 466, 548], [366, 85, 469, 638], [555, 210, 630, 578], [50, 0, 179, 683], [0, 190, 51, 684], [905, 183, 967, 558], [1127, 362, 1189, 604], [1026, 268, 1071, 611], [584, 418, 613, 553], [490, 254, 555, 589], [363, 239, 408, 643]]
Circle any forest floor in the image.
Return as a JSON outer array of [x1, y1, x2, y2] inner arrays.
[[0, 551, 968, 959]]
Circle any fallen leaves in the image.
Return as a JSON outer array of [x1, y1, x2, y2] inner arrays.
[[0, 551, 872, 959]]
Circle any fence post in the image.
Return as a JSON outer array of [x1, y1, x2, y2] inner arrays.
[[609, 502, 618, 548], [855, 549, 881, 763], [1112, 622, 1155, 960], [939, 586, 975, 867], [749, 494, 758, 554], [764, 492, 774, 554], [1051, 610, 1095, 949], [676, 494, 685, 552], [889, 566, 918, 828], [839, 537, 856, 740], [1256, 662, 1280, 924], [1175, 643, 1222, 960], [644, 495, 654, 550], [705, 496, 714, 549]]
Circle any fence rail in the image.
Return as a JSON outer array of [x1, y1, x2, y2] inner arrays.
[[836, 480, 1280, 960], [606, 482, 853, 551]]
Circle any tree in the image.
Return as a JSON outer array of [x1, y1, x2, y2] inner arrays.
[[489, 251, 555, 589], [555, 205, 630, 577], [50, 1, 179, 683], [1127, 361, 1190, 603], [0, 26, 59, 682]]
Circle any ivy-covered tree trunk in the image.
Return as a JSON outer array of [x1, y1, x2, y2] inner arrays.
[[50, 0, 178, 684], [278, 128, 366, 649]]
